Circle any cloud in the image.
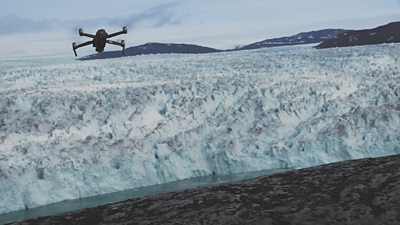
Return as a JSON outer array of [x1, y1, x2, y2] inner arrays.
[[0, 15, 57, 35], [109, 1, 182, 28], [0, 2, 182, 35]]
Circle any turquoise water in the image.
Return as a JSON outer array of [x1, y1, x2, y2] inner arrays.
[[0, 168, 288, 224]]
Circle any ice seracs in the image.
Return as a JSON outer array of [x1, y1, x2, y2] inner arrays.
[[0, 44, 399, 214]]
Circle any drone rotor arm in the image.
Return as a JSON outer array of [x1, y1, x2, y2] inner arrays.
[[107, 27, 128, 38], [78, 28, 95, 38], [106, 40, 126, 54], [106, 39, 124, 47], [72, 40, 93, 57]]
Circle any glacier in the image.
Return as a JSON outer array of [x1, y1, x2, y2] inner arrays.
[[0, 45, 399, 214]]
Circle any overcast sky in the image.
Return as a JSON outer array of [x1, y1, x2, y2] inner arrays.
[[1, 0, 400, 59]]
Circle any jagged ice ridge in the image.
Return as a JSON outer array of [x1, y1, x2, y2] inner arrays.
[[0, 45, 399, 214]]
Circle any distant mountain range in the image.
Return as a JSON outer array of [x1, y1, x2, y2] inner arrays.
[[316, 22, 400, 49], [80, 29, 347, 60], [238, 29, 347, 50], [80, 22, 400, 60]]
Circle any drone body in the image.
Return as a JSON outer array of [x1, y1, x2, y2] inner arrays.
[[72, 27, 127, 57]]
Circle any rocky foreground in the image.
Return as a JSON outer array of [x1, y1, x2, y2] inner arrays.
[[10, 155, 400, 225]]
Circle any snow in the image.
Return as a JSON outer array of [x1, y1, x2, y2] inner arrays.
[[0, 44, 400, 214]]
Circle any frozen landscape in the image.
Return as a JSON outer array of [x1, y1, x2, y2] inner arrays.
[[0, 44, 399, 215]]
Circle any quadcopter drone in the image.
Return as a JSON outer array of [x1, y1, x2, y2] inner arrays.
[[72, 26, 128, 57]]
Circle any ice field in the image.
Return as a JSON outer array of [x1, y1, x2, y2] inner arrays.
[[0, 45, 399, 214]]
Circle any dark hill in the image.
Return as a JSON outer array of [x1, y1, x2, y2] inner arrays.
[[239, 29, 347, 50], [316, 22, 400, 49], [79, 42, 221, 60]]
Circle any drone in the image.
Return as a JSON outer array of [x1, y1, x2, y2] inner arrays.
[[72, 27, 128, 57]]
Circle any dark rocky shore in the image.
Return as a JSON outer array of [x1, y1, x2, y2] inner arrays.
[[10, 155, 400, 225]]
